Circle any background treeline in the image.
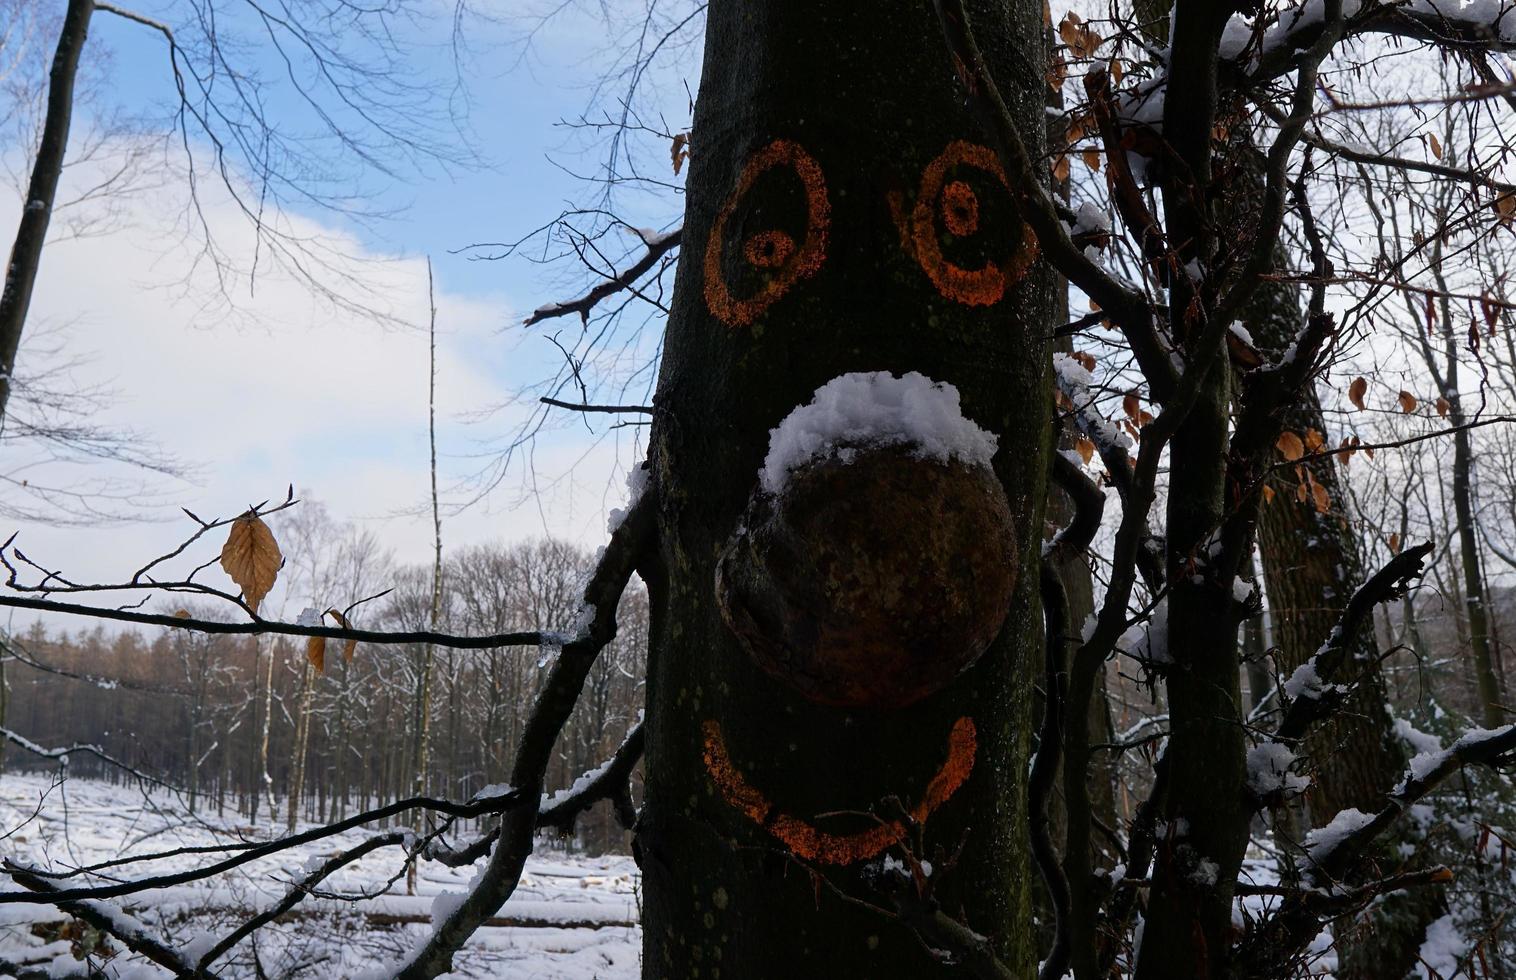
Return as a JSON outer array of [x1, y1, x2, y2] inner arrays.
[[0, 518, 647, 855]]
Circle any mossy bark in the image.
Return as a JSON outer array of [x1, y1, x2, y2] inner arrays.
[[636, 1, 1052, 975]]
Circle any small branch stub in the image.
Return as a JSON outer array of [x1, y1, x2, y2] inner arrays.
[[716, 445, 1016, 709]]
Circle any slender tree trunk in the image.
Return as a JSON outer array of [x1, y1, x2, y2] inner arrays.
[[638, 1, 1051, 974], [1134, 9, 1253, 975], [1427, 260, 1503, 727], [287, 660, 315, 832], [258, 637, 277, 825], [0, 0, 93, 424], [1451, 414, 1503, 727], [409, 258, 444, 893]]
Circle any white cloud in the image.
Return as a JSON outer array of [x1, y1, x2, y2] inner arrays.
[[0, 148, 636, 631]]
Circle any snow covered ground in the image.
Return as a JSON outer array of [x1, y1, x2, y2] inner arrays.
[[0, 772, 641, 978]]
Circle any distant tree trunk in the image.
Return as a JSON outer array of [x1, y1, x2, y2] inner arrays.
[[287, 660, 315, 832], [409, 259, 444, 892], [1428, 258, 1504, 728], [1243, 167, 1441, 979], [637, 1, 1051, 974], [258, 637, 277, 824], [0, 0, 93, 425]]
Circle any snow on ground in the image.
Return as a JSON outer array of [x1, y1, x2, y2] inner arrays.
[[0, 772, 640, 978]]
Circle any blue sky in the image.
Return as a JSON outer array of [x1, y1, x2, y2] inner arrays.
[[0, 0, 700, 624]]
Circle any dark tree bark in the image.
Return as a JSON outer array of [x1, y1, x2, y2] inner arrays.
[[637, 1, 1052, 975], [1254, 371, 1442, 980], [1132, 5, 1256, 974], [0, 0, 93, 424]]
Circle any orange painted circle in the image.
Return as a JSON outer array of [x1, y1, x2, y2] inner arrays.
[[911, 141, 1039, 307], [703, 140, 830, 327], [941, 180, 979, 237], [742, 230, 796, 269]]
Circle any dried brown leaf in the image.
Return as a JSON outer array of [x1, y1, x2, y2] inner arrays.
[[1276, 431, 1305, 461], [326, 608, 358, 663], [1348, 376, 1368, 411], [307, 635, 326, 673], [671, 132, 690, 176], [1312, 480, 1330, 514], [220, 514, 281, 614]]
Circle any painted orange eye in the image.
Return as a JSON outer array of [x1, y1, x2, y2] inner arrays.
[[941, 180, 979, 237], [910, 141, 1038, 307], [742, 230, 796, 269], [703, 139, 829, 327]]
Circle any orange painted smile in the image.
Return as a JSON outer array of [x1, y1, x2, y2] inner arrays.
[[701, 716, 977, 865]]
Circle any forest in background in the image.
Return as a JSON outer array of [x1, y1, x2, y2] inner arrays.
[[0, 529, 648, 856]]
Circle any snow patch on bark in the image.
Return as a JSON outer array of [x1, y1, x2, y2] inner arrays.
[[760, 371, 999, 494]]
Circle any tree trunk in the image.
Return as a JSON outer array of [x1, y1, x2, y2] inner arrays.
[[1134, 8, 1252, 974], [288, 660, 315, 832], [0, 0, 93, 425], [1427, 259, 1503, 728], [637, 2, 1051, 975]]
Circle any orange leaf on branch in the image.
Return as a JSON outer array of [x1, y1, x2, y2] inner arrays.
[[220, 514, 282, 614], [1348, 377, 1367, 411], [1276, 431, 1305, 461]]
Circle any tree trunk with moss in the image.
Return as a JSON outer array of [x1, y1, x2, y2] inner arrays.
[[1243, 177, 1441, 980], [636, 0, 1051, 974]]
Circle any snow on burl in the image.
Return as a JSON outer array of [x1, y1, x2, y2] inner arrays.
[[759, 371, 999, 494]]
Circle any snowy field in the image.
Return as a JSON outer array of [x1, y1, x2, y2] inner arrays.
[[0, 773, 641, 978]]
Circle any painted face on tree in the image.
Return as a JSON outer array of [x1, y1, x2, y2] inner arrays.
[[703, 140, 830, 328], [703, 139, 1038, 326], [698, 143, 1028, 866], [906, 140, 1040, 307], [704, 371, 1019, 863]]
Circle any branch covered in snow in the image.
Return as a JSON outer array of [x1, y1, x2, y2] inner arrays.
[[427, 720, 645, 867], [1235, 0, 1516, 85], [1237, 723, 1516, 975], [1270, 541, 1435, 743], [0, 727, 183, 793], [7, 868, 198, 978]]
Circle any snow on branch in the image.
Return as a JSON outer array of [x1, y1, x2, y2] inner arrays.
[[7, 868, 198, 978], [0, 727, 182, 793], [523, 225, 682, 326], [1237, 723, 1515, 973], [1268, 541, 1435, 744], [427, 719, 645, 867], [1226, 0, 1516, 83]]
